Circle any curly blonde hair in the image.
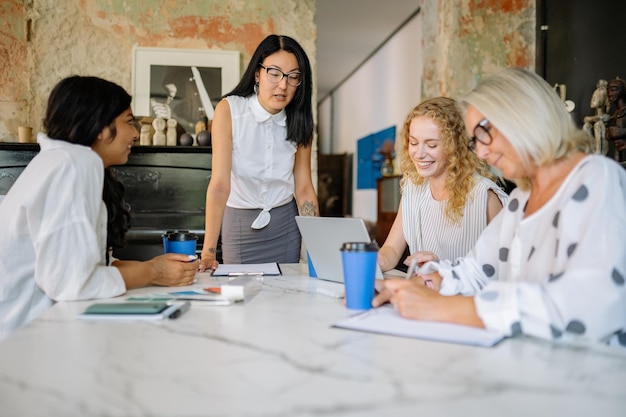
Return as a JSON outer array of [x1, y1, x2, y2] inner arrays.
[[397, 97, 496, 224]]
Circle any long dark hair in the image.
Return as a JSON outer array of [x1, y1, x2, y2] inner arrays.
[[226, 34, 314, 147], [44, 75, 132, 251]]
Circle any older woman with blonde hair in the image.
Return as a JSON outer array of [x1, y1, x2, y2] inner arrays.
[[377, 96, 508, 272]]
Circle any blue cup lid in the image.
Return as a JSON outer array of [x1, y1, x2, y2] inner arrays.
[[340, 241, 379, 252], [167, 232, 197, 241], [162, 229, 190, 238]]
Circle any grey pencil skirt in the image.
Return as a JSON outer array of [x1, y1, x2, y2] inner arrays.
[[221, 199, 301, 264]]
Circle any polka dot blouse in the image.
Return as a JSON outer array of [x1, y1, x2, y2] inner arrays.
[[429, 155, 626, 348]]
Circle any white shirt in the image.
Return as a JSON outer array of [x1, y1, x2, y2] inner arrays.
[[425, 155, 626, 348], [402, 175, 508, 260], [226, 94, 298, 228], [0, 134, 126, 340]]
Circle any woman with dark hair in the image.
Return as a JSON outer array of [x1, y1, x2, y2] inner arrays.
[[200, 35, 319, 270], [0, 76, 199, 340]]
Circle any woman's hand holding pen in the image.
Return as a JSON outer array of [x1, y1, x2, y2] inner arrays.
[[382, 278, 446, 321], [372, 270, 443, 309]]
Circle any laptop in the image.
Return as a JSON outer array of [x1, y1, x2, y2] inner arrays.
[[295, 216, 383, 283]]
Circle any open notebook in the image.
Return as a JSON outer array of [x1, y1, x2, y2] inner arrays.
[[334, 305, 505, 347], [296, 216, 383, 283]]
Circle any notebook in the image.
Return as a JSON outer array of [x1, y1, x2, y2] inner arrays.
[[333, 305, 505, 347], [295, 216, 383, 283]]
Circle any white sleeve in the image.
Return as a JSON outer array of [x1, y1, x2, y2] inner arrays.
[[475, 159, 626, 345], [32, 160, 126, 301], [420, 210, 505, 296]]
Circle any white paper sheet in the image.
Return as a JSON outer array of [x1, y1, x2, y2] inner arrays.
[[212, 262, 281, 276], [333, 305, 505, 347]]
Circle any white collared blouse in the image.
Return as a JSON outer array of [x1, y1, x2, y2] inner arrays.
[[226, 94, 297, 229]]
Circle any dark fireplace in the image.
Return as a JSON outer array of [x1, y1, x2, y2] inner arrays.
[[0, 144, 217, 262]]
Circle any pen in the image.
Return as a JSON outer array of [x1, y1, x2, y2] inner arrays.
[[227, 272, 264, 276], [168, 301, 191, 319], [405, 259, 434, 289], [405, 259, 418, 280]]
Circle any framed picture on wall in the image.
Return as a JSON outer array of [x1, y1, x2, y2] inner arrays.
[[131, 46, 240, 133]]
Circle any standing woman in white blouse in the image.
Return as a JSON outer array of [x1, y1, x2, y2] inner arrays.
[[374, 68, 626, 349], [200, 35, 318, 270]]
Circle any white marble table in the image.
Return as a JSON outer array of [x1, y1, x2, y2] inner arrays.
[[1, 264, 625, 417]]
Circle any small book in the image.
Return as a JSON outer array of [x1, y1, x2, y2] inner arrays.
[[127, 292, 234, 306], [78, 301, 189, 320]]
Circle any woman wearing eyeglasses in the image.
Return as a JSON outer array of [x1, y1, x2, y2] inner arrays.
[[199, 35, 318, 270], [374, 67, 626, 348], [377, 97, 508, 273]]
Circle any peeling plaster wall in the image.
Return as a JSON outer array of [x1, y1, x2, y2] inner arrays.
[[0, 0, 315, 142], [319, 0, 536, 222], [0, 0, 29, 140], [421, 0, 535, 98]]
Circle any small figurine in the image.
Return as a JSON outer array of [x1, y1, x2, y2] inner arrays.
[[152, 118, 166, 146], [195, 120, 207, 134], [554, 83, 576, 113], [166, 118, 178, 146], [583, 79, 610, 155], [606, 77, 626, 162], [139, 124, 152, 146]]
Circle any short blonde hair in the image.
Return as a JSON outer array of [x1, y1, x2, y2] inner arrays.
[[398, 97, 495, 224], [460, 67, 591, 190]]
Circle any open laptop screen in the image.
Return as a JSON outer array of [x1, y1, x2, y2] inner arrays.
[[295, 216, 383, 283]]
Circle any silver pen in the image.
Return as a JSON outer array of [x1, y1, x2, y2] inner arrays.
[[405, 259, 418, 280], [167, 301, 191, 319]]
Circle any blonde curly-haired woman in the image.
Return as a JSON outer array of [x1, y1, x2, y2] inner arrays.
[[377, 97, 508, 272]]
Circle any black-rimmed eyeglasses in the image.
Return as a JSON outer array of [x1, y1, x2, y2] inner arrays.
[[259, 64, 302, 87], [468, 118, 493, 152]]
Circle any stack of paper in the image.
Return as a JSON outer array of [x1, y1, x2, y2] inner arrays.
[[211, 262, 281, 276]]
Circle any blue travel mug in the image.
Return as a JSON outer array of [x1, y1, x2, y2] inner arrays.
[[166, 231, 197, 256], [162, 230, 174, 253], [163, 229, 189, 253], [341, 241, 378, 310]]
